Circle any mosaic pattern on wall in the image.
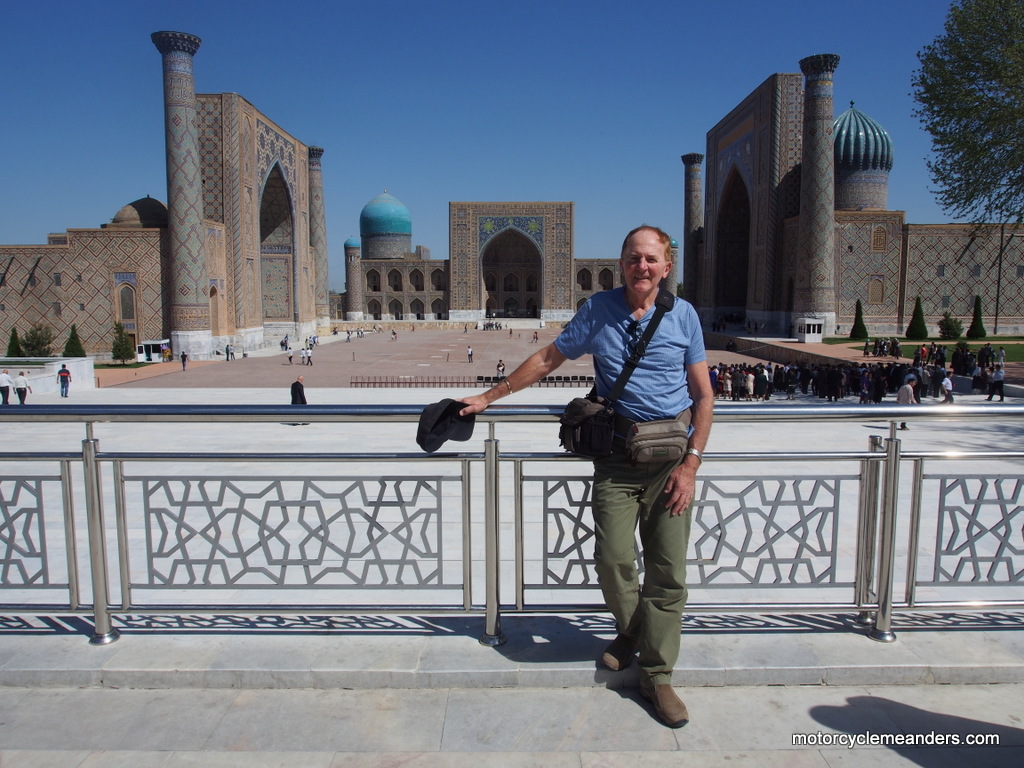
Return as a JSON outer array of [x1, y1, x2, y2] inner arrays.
[[261, 254, 291, 319]]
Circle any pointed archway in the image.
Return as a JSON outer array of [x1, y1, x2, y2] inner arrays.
[[481, 229, 541, 318], [715, 167, 751, 314], [259, 164, 295, 321]]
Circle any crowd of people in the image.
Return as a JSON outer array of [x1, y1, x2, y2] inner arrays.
[[706, 358, 1008, 404]]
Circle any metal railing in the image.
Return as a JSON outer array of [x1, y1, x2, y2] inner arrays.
[[0, 403, 1021, 648]]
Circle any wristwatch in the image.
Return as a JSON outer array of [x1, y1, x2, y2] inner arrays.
[[685, 447, 703, 464]]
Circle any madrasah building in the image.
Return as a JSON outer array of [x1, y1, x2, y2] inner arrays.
[[683, 53, 1024, 337], [1, 39, 1021, 360]]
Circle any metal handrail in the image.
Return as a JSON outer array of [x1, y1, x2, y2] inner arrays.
[[0, 402, 1021, 647]]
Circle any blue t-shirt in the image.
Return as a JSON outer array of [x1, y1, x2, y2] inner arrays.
[[554, 287, 707, 422]]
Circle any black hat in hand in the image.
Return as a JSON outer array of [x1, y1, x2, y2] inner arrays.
[[416, 399, 476, 453]]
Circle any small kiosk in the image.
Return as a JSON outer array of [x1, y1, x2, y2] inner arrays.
[[795, 317, 824, 344], [136, 339, 170, 363]]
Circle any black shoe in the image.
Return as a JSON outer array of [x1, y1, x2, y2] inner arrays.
[[600, 634, 639, 671]]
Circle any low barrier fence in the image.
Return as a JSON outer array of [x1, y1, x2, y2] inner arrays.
[[350, 375, 595, 388], [0, 403, 1021, 647]]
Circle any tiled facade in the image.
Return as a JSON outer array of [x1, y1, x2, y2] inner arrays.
[[0, 32, 329, 359], [341, 201, 622, 324], [694, 55, 1024, 335]]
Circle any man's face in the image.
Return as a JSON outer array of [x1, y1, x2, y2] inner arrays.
[[620, 229, 671, 297]]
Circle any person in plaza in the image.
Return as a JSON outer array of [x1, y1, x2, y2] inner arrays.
[[286, 345, 293, 365], [180, 352, 188, 370], [987, 363, 1005, 402], [457, 225, 713, 728], [467, 345, 474, 363], [57, 364, 72, 398], [941, 369, 954, 404], [290, 375, 307, 405], [496, 360, 506, 380], [896, 374, 917, 430], [13, 371, 32, 405], [0, 368, 13, 405]]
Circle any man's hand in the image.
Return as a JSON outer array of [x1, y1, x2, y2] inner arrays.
[[663, 461, 698, 516], [459, 395, 491, 417]]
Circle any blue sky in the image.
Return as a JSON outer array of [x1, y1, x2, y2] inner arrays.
[[4, 0, 954, 290]]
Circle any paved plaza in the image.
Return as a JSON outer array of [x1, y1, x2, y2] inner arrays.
[[1, 328, 1022, 766]]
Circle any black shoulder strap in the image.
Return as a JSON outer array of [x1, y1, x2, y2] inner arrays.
[[605, 287, 675, 404]]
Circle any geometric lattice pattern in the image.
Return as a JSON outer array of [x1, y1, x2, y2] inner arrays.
[[692, 476, 848, 586], [136, 476, 453, 588], [0, 478, 54, 586], [927, 475, 1024, 585], [533, 474, 852, 589]]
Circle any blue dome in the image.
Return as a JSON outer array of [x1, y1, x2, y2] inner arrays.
[[359, 191, 412, 237], [344, 236, 361, 249], [834, 103, 894, 171]]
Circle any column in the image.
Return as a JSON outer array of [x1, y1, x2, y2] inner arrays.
[[681, 153, 704, 305], [151, 31, 211, 358], [344, 241, 365, 321], [796, 53, 840, 335], [308, 146, 330, 323]]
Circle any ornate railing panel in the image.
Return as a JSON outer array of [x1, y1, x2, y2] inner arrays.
[[920, 474, 1024, 588], [0, 477, 56, 586], [527, 474, 858, 596], [132, 474, 458, 589]]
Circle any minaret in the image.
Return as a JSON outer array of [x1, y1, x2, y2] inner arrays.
[[796, 53, 841, 334], [151, 31, 210, 358], [681, 153, 704, 305], [344, 238, 365, 321], [308, 146, 330, 324]]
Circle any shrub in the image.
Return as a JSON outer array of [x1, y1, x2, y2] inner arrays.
[[849, 300, 868, 340], [906, 296, 929, 340], [938, 311, 963, 340], [965, 295, 987, 338], [21, 323, 56, 357], [62, 324, 87, 357]]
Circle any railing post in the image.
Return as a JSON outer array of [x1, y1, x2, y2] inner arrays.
[[868, 435, 901, 643], [479, 434, 506, 646], [82, 429, 119, 645], [854, 434, 884, 625]]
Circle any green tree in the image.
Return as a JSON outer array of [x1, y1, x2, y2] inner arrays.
[[5, 328, 23, 357], [906, 296, 929, 340], [966, 294, 987, 338], [912, 0, 1024, 224], [63, 324, 87, 357], [849, 299, 868, 340], [21, 322, 55, 357], [938, 311, 964, 339], [111, 322, 134, 365]]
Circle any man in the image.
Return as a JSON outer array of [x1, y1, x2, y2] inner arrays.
[[13, 371, 32, 405], [57, 364, 72, 397], [0, 369, 12, 405], [987, 364, 1005, 402], [896, 374, 917, 430], [458, 225, 713, 728], [290, 375, 307, 405], [941, 369, 954, 404]]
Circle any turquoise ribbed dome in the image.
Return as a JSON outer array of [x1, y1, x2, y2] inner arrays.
[[344, 236, 361, 249], [834, 103, 894, 171], [359, 191, 412, 237]]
